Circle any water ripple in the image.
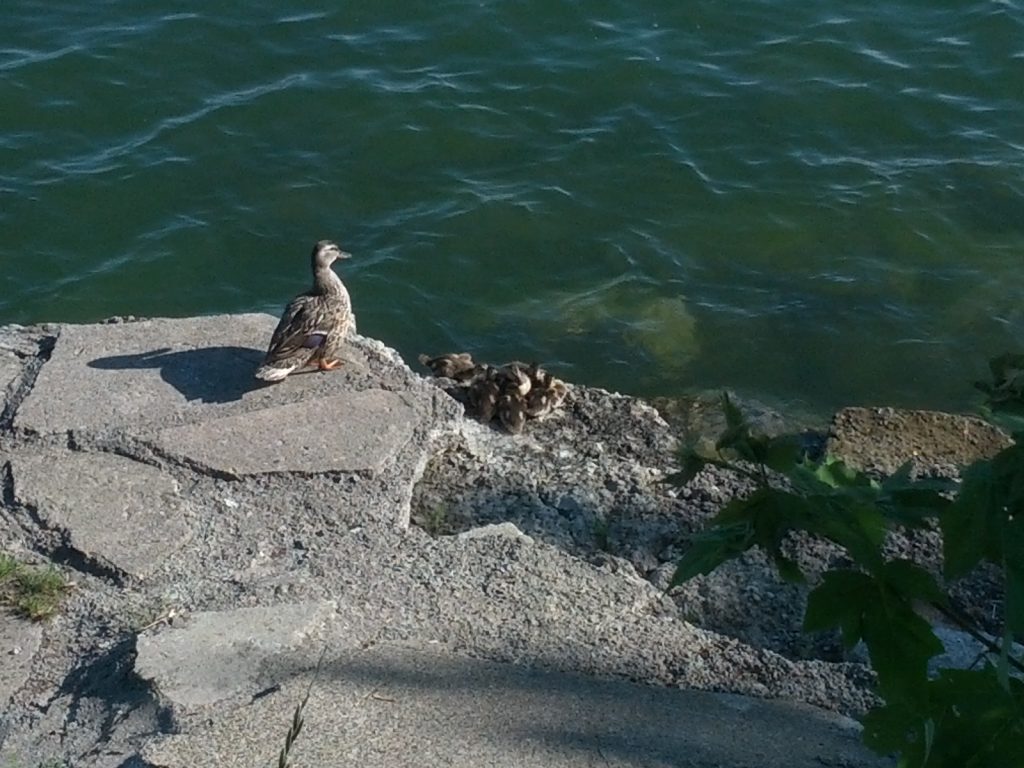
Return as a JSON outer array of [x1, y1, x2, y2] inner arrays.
[[2, 1, 1022, 417]]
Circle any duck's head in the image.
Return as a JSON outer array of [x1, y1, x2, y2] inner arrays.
[[311, 240, 352, 269]]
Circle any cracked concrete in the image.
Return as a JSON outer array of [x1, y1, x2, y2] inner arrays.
[[11, 452, 192, 580], [0, 313, 965, 767]]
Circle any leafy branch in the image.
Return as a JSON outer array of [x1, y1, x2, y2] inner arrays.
[[668, 383, 1024, 767]]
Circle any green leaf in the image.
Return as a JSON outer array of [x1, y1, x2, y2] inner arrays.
[[804, 567, 942, 703], [762, 434, 804, 474], [804, 569, 873, 647], [801, 497, 888, 569], [713, 488, 813, 582], [942, 443, 1024, 580], [670, 524, 754, 587], [862, 601, 942, 706], [879, 461, 955, 527], [879, 559, 946, 606], [721, 391, 744, 430], [662, 452, 709, 487], [863, 667, 1024, 768], [812, 456, 874, 489], [1005, 516, 1024, 639], [942, 460, 1000, 579]]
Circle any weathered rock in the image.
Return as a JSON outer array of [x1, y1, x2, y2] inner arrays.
[[827, 406, 1011, 475], [7, 315, 1005, 768], [10, 452, 192, 579], [457, 522, 534, 544], [412, 385, 687, 563], [0, 324, 51, 425]]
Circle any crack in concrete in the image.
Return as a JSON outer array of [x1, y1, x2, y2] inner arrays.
[[0, 332, 57, 434]]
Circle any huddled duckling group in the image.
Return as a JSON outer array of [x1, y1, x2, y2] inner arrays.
[[418, 353, 569, 434]]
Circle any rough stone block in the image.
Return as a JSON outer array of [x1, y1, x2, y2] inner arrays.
[[10, 452, 192, 579], [151, 390, 417, 475]]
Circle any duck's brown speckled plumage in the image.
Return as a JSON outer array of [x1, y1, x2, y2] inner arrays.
[[255, 240, 354, 382]]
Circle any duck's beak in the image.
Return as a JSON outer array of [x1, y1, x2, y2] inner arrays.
[[337, 250, 353, 260]]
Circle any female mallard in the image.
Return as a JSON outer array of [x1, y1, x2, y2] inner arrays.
[[254, 240, 354, 382]]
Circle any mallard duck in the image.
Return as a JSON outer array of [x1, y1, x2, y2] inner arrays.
[[254, 240, 353, 382]]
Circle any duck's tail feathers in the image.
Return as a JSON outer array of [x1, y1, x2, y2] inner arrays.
[[254, 364, 297, 382]]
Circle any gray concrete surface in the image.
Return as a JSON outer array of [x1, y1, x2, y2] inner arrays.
[[141, 642, 886, 768], [0, 616, 42, 709], [0, 315, 914, 767]]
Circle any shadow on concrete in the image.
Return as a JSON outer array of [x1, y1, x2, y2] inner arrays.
[[264, 646, 888, 768], [87, 345, 265, 404]]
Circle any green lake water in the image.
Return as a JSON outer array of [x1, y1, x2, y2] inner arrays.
[[2, 2, 1023, 419]]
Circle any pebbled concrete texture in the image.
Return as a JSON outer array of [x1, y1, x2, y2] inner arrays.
[[827, 406, 1011, 475], [8, 314, 994, 767]]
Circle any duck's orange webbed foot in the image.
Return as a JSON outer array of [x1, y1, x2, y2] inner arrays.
[[319, 359, 343, 371]]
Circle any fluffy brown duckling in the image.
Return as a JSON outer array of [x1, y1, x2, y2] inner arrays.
[[468, 365, 502, 423], [495, 361, 533, 397], [417, 352, 479, 381], [523, 369, 569, 419], [497, 392, 527, 434]]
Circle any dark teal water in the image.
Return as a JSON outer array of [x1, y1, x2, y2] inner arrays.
[[3, 2, 1023, 418]]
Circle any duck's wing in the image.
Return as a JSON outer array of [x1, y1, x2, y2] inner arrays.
[[261, 294, 330, 365]]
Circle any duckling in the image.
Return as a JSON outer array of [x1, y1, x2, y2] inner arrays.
[[468, 365, 502, 423], [497, 392, 527, 434], [496, 362, 532, 397], [548, 378, 569, 409], [418, 352, 479, 381], [255, 240, 353, 382], [523, 370, 569, 419]]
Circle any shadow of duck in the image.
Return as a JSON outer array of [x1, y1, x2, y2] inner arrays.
[[87, 345, 264, 404]]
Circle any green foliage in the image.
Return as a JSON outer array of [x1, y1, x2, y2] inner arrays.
[[804, 563, 945, 706], [863, 667, 1024, 768], [668, 383, 1024, 768]]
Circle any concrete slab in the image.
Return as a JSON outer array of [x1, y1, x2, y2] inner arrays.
[[0, 613, 43, 707], [140, 642, 888, 768], [10, 453, 192, 580], [14, 315, 276, 434], [135, 601, 337, 709], [151, 390, 417, 476]]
